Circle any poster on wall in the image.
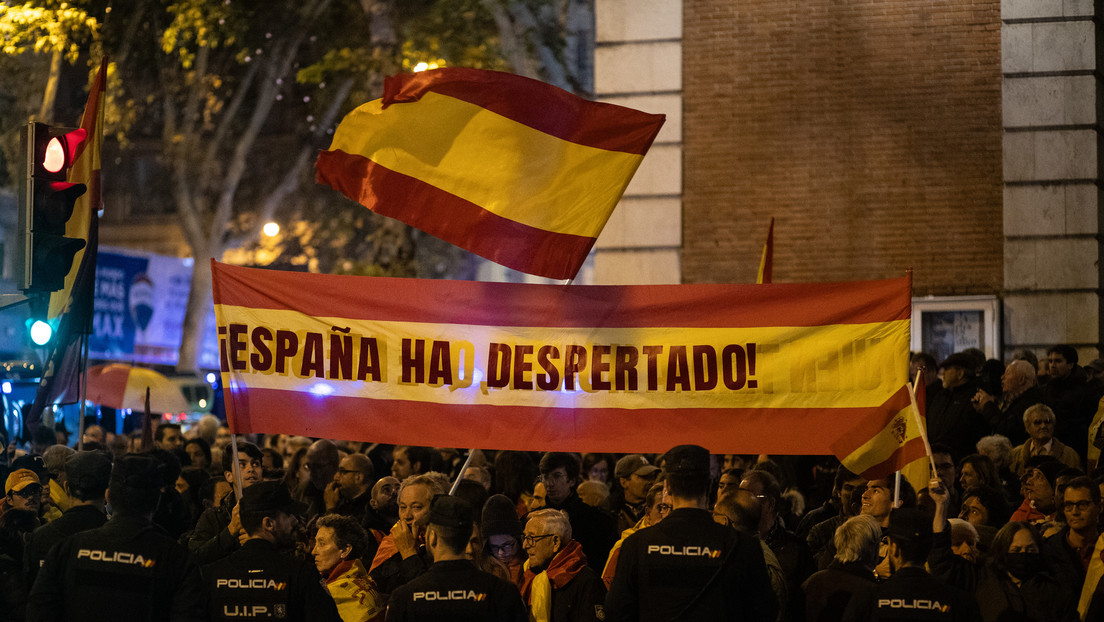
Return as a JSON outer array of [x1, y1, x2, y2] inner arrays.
[[91, 247, 219, 368]]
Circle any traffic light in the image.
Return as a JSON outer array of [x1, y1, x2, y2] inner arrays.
[[17, 122, 88, 294]]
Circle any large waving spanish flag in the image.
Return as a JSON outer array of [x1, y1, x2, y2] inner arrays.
[[315, 68, 665, 280]]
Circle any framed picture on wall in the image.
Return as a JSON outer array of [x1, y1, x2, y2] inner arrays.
[[911, 295, 1000, 364]]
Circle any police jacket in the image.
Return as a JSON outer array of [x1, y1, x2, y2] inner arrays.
[[26, 514, 206, 622], [605, 507, 778, 622], [841, 566, 980, 622], [385, 559, 526, 622], [23, 504, 107, 584], [203, 537, 341, 622]]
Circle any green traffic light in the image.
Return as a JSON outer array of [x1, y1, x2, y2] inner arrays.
[[29, 319, 52, 346]]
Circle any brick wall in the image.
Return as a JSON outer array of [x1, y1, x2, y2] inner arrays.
[[681, 0, 1003, 295]]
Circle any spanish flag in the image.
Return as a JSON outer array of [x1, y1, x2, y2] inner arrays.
[[831, 382, 928, 479], [315, 67, 665, 280]]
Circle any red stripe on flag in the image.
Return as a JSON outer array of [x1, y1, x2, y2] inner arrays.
[[383, 68, 665, 155], [858, 437, 929, 480], [212, 260, 912, 329], [829, 385, 913, 456], [225, 387, 896, 455], [316, 150, 595, 280]]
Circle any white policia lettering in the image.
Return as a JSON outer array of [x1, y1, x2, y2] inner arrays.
[[877, 598, 950, 612], [646, 545, 722, 558], [76, 549, 155, 567], [216, 578, 287, 590], [412, 590, 488, 601]]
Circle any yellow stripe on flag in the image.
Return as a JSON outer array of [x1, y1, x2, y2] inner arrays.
[[841, 397, 923, 475], [215, 305, 908, 410], [328, 94, 645, 238]]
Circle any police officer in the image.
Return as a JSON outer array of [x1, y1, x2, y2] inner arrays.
[[386, 495, 525, 622], [841, 507, 980, 621], [24, 450, 112, 585], [27, 454, 207, 621], [203, 480, 340, 621], [605, 444, 777, 621]]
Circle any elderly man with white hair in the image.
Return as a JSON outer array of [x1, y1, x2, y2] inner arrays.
[[520, 508, 606, 621], [1009, 404, 1082, 475], [972, 359, 1044, 447], [801, 515, 881, 622]]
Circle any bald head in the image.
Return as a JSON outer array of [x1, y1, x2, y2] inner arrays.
[[306, 439, 339, 488], [1002, 359, 1036, 395]]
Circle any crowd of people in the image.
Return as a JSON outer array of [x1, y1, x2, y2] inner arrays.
[[1, 342, 1104, 620]]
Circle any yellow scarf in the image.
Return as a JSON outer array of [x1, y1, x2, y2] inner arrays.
[[524, 559, 552, 622]]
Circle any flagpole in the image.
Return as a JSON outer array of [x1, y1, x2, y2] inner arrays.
[[909, 370, 938, 476], [78, 333, 88, 447], [230, 433, 244, 500], [449, 448, 477, 495]]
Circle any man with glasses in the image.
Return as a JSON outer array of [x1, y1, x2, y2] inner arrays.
[[187, 440, 264, 564], [520, 508, 606, 621], [1043, 475, 1101, 588], [537, 452, 617, 572], [0, 468, 44, 580], [606, 445, 776, 621], [324, 453, 375, 518], [1010, 404, 1081, 476]]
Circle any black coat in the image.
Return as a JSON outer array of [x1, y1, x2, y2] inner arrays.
[[27, 514, 206, 622], [385, 559, 526, 622], [802, 560, 875, 622], [605, 507, 777, 622], [203, 538, 340, 622], [23, 504, 107, 585], [841, 566, 980, 622], [547, 491, 618, 573]]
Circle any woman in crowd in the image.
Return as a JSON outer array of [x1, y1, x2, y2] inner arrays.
[[283, 447, 310, 498], [184, 438, 213, 473], [582, 453, 615, 485], [958, 454, 1002, 495], [313, 513, 385, 622]]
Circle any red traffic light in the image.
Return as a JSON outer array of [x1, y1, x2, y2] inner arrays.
[[32, 124, 86, 180]]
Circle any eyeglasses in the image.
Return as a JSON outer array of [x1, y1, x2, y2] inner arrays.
[[522, 534, 555, 547], [655, 503, 673, 515], [12, 486, 42, 499], [1064, 500, 1095, 512], [489, 541, 518, 554], [738, 486, 766, 499]]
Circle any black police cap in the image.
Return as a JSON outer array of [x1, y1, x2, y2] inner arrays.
[[429, 494, 473, 530]]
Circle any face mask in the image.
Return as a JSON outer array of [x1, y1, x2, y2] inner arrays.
[[1006, 552, 1041, 580]]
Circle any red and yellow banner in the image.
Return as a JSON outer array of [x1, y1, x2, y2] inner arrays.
[[212, 261, 914, 455], [314, 67, 665, 281]]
